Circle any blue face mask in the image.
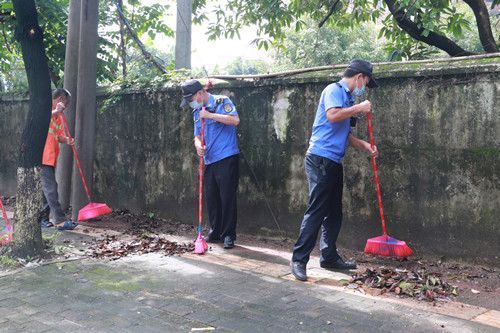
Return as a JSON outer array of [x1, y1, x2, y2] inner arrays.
[[189, 100, 203, 109], [189, 94, 203, 109], [352, 76, 366, 97]]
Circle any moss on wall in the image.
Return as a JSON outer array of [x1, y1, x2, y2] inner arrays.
[[2, 56, 500, 265]]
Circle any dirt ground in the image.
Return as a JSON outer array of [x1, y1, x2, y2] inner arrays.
[[2, 200, 499, 311]]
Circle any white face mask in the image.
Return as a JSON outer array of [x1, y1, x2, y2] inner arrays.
[[189, 93, 203, 109]]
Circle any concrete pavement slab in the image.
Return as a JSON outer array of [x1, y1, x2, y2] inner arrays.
[[0, 252, 497, 332]]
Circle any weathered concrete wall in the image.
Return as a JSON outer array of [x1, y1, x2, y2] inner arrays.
[[1, 56, 499, 265]]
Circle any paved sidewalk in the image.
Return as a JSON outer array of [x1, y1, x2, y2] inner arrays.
[[0, 245, 498, 332], [0, 211, 499, 332]]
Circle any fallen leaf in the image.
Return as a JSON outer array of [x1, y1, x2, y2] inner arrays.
[[471, 289, 480, 294]]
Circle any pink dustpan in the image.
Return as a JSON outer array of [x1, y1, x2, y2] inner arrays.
[[0, 198, 12, 245], [0, 225, 12, 245], [78, 202, 112, 221]]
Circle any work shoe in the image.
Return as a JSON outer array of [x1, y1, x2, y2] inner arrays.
[[290, 261, 307, 281], [205, 234, 221, 243], [223, 236, 234, 249], [320, 257, 357, 270]]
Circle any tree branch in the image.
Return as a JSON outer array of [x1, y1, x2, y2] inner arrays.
[[463, 0, 499, 53], [384, 0, 475, 57], [318, 0, 341, 28]]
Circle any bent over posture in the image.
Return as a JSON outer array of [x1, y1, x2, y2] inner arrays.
[[180, 80, 240, 249], [291, 60, 379, 281]]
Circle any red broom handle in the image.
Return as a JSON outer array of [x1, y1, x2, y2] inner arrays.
[[198, 111, 205, 232], [0, 198, 10, 228], [60, 112, 92, 204], [367, 112, 387, 236]]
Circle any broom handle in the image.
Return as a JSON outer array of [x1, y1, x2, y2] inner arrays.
[[60, 112, 92, 204], [0, 198, 10, 228], [367, 112, 387, 236], [198, 110, 205, 233]]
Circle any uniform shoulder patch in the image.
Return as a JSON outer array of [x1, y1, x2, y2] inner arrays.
[[223, 103, 233, 113]]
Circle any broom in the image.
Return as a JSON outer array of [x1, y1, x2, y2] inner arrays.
[[364, 112, 413, 257], [61, 112, 112, 221], [195, 108, 208, 254], [0, 198, 12, 245]]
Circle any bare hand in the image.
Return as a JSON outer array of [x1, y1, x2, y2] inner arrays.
[[358, 100, 372, 114], [199, 109, 212, 119], [368, 144, 378, 158], [54, 102, 66, 114], [196, 145, 206, 157], [68, 138, 75, 146]]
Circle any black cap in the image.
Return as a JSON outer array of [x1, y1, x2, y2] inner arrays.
[[180, 80, 204, 107], [346, 59, 378, 88]]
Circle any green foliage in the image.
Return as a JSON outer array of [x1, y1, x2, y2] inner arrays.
[[0, 0, 175, 91], [269, 17, 387, 71], [42, 231, 63, 254], [222, 57, 270, 75], [195, 0, 498, 61]]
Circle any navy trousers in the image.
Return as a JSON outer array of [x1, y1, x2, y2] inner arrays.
[[292, 153, 344, 265], [204, 154, 239, 241]]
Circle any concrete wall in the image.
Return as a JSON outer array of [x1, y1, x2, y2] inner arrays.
[[1, 56, 499, 265]]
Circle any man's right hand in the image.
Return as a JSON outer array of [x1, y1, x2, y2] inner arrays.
[[358, 100, 372, 114], [196, 145, 206, 157], [54, 102, 66, 114]]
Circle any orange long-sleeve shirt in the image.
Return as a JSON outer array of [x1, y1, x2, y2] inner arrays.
[[42, 114, 64, 168]]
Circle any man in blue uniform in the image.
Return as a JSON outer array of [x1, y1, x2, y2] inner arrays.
[[180, 80, 240, 249], [291, 59, 379, 281]]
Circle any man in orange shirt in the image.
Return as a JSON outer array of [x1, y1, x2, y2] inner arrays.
[[40, 88, 77, 230]]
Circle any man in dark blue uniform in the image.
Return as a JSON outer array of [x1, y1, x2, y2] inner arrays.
[[180, 80, 240, 249], [291, 60, 379, 281]]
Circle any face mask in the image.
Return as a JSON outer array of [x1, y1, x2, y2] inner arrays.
[[189, 94, 203, 109], [352, 76, 365, 97]]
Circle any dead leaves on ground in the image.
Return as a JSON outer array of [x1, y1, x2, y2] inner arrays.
[[348, 267, 457, 302], [87, 234, 194, 260]]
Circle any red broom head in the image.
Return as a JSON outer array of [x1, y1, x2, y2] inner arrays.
[[364, 235, 413, 258], [78, 202, 112, 221], [0, 225, 13, 245], [195, 236, 206, 254]]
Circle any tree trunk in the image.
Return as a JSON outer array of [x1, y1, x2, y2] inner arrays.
[[384, 0, 475, 57], [11, 0, 52, 257], [175, 0, 192, 70], [71, 0, 99, 218], [463, 0, 499, 53], [57, 0, 81, 210]]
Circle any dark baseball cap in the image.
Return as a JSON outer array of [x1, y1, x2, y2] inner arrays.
[[346, 59, 378, 88], [180, 80, 203, 107]]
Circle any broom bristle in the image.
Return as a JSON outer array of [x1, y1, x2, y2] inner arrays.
[[195, 236, 206, 254], [78, 202, 112, 221], [364, 235, 413, 258]]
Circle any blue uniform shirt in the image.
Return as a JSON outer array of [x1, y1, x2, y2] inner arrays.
[[307, 80, 354, 163], [193, 94, 240, 165]]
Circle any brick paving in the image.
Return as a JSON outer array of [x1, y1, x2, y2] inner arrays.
[[0, 212, 499, 332]]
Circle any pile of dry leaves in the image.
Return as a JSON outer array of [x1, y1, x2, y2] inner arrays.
[[347, 266, 457, 302], [87, 234, 194, 260]]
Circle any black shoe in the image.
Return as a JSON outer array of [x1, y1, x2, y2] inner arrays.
[[290, 261, 307, 281], [223, 236, 234, 249], [205, 235, 221, 243], [320, 257, 357, 270]]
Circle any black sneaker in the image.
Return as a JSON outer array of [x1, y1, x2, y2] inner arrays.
[[223, 236, 234, 249]]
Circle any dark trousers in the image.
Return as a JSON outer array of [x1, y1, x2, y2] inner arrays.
[[204, 154, 239, 241], [41, 165, 67, 223], [292, 153, 344, 265]]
